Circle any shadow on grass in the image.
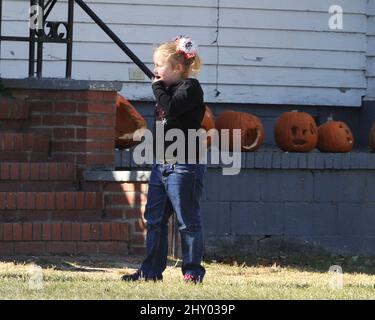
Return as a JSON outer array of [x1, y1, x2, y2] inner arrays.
[[203, 250, 375, 275], [0, 254, 179, 273], [2, 250, 375, 275]]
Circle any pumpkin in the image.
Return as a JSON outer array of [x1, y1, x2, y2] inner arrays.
[[369, 123, 375, 152], [201, 105, 215, 146], [215, 110, 265, 152], [274, 110, 318, 152], [317, 116, 354, 153], [115, 94, 147, 149]]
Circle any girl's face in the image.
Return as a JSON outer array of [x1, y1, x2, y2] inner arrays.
[[153, 51, 184, 87]]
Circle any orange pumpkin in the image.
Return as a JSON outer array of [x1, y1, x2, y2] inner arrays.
[[215, 110, 265, 152], [274, 110, 318, 152], [369, 123, 375, 152], [317, 116, 354, 153], [115, 94, 147, 149], [201, 105, 215, 146]]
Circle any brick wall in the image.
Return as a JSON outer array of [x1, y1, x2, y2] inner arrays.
[[0, 79, 136, 256], [0, 221, 130, 255], [81, 172, 149, 256]]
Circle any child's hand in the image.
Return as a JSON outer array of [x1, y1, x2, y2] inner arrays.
[[152, 75, 164, 84]]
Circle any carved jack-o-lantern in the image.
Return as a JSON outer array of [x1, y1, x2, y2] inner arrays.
[[201, 105, 215, 146], [317, 116, 354, 153], [274, 110, 318, 152], [369, 123, 375, 152], [215, 110, 265, 152], [115, 94, 147, 149]]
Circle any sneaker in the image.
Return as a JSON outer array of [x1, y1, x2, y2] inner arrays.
[[121, 270, 162, 282], [183, 273, 202, 284]]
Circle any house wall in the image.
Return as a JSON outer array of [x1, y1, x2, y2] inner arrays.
[[0, 0, 368, 106], [358, 0, 375, 149]]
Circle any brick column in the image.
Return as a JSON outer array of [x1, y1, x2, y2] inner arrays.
[[3, 78, 122, 174]]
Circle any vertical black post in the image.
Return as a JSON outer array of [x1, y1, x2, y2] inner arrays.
[[36, 0, 44, 78], [29, 0, 37, 77], [66, 0, 74, 78]]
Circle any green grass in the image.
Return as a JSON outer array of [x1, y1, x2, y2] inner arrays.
[[0, 253, 375, 300]]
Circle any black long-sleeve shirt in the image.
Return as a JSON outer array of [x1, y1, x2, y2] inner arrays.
[[152, 78, 206, 163]]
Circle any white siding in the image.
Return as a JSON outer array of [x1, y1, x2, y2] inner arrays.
[[366, 0, 375, 100], [0, 0, 368, 106]]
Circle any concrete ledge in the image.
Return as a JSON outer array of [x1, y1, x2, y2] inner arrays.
[[83, 170, 150, 182], [1, 78, 123, 91], [115, 149, 375, 170]]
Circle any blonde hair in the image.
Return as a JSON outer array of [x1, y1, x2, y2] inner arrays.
[[154, 41, 202, 78]]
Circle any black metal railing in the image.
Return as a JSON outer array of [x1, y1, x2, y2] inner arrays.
[[0, 0, 154, 79]]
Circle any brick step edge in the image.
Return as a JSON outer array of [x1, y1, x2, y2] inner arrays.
[[0, 133, 49, 153], [0, 241, 130, 255], [0, 181, 76, 192], [0, 222, 129, 242], [0, 152, 50, 162], [0, 162, 77, 181], [0, 192, 103, 210], [0, 96, 28, 120]]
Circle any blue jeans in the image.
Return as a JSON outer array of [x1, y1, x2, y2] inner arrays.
[[139, 163, 207, 280]]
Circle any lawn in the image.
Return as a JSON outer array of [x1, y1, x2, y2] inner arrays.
[[0, 253, 375, 300]]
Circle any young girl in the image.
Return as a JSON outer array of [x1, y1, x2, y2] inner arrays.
[[122, 36, 207, 283]]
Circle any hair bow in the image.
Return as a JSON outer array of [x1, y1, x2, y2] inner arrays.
[[175, 35, 198, 59]]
